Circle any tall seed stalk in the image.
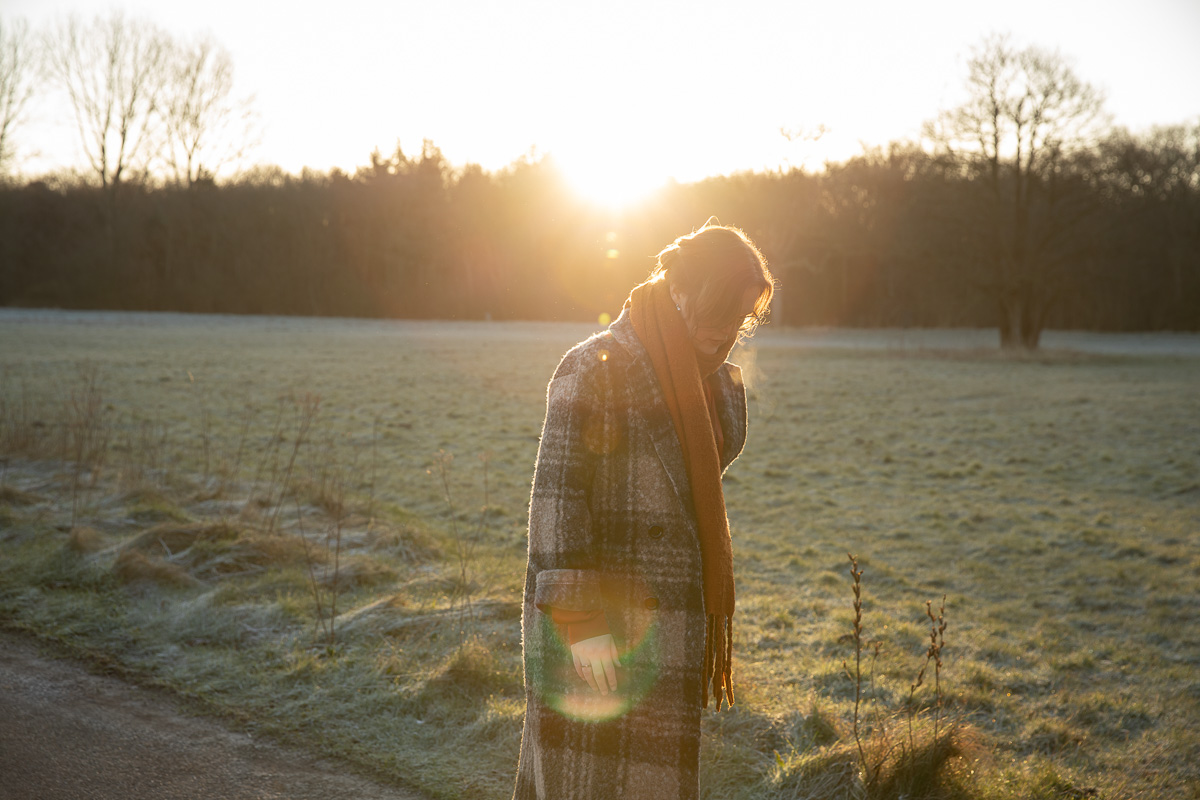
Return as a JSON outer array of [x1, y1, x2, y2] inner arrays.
[[843, 553, 870, 783], [267, 393, 320, 532]]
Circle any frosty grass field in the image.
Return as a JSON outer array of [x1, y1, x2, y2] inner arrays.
[[1, 309, 1198, 799]]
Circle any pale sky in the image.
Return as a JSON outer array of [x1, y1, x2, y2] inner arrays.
[[8, 0, 1200, 207]]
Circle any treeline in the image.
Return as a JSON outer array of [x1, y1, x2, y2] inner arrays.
[[2, 128, 1197, 335], [1, 17, 1198, 344]]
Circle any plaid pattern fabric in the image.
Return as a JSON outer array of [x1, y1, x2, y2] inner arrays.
[[512, 309, 747, 800]]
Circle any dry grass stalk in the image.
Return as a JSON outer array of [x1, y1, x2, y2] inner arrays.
[[267, 393, 320, 532], [926, 596, 947, 743], [429, 449, 492, 637], [64, 364, 110, 528], [326, 466, 346, 643], [366, 413, 382, 524], [842, 553, 872, 784], [295, 451, 348, 647], [244, 396, 287, 516], [215, 403, 256, 504]]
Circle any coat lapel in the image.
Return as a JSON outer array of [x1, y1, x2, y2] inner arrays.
[[607, 311, 695, 518]]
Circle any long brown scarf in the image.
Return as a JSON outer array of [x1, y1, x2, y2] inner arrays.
[[626, 277, 736, 710]]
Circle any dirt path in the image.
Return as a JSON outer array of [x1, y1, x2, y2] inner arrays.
[[0, 630, 427, 800]]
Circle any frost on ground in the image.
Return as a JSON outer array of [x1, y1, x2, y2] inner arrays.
[[1, 309, 1198, 800]]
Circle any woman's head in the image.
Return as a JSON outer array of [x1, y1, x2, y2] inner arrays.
[[650, 221, 775, 355]]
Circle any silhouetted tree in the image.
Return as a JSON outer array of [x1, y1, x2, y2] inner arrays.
[[44, 12, 167, 200], [0, 16, 37, 176], [160, 34, 257, 187], [925, 34, 1107, 348]]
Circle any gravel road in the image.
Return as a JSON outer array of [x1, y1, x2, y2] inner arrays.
[[0, 631, 426, 800]]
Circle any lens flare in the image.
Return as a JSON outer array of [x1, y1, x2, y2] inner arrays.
[[531, 609, 660, 723]]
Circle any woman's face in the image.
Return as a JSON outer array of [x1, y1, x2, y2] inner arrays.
[[669, 283, 762, 356]]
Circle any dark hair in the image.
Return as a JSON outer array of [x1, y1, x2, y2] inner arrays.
[[649, 220, 775, 337]]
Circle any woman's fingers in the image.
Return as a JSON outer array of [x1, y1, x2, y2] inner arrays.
[[575, 651, 601, 692], [583, 662, 601, 693], [573, 653, 587, 685], [598, 656, 618, 693], [571, 634, 621, 694], [579, 656, 616, 694]]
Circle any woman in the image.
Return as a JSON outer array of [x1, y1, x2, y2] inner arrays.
[[512, 220, 775, 800]]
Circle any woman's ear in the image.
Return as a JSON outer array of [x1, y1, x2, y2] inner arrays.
[[669, 283, 683, 312]]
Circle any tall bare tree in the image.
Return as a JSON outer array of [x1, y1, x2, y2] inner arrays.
[[160, 35, 257, 186], [0, 16, 38, 176], [44, 11, 167, 200], [926, 34, 1107, 348]]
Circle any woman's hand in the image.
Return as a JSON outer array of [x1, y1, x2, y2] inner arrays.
[[571, 633, 622, 694]]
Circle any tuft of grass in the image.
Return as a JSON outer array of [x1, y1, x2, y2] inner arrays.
[[123, 488, 192, 524], [112, 549, 198, 588], [367, 520, 439, 563], [781, 703, 841, 752], [767, 744, 860, 800], [186, 531, 316, 579], [0, 484, 43, 506], [24, 540, 114, 592], [66, 525, 104, 553], [119, 521, 241, 560], [317, 556, 395, 589], [423, 636, 518, 701]]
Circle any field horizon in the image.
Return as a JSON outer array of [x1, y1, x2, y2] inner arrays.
[[4, 307, 1200, 357]]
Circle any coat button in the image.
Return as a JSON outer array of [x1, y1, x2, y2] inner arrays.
[[644, 597, 659, 610], [648, 525, 664, 539]]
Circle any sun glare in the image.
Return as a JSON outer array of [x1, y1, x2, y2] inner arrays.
[[554, 147, 669, 211]]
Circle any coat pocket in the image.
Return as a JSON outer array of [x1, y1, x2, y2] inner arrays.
[[532, 569, 603, 614]]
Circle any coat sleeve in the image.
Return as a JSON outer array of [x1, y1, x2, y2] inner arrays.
[[548, 606, 612, 644], [528, 364, 608, 617]]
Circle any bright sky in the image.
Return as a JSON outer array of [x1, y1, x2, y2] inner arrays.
[[10, 0, 1200, 207]]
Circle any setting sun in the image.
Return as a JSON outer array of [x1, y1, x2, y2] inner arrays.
[[554, 144, 670, 211]]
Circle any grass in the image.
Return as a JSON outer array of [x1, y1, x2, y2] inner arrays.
[[1, 311, 1198, 799]]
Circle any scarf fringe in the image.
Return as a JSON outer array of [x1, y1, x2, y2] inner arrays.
[[702, 613, 735, 710]]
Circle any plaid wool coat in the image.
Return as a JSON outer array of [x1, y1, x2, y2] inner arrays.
[[512, 308, 748, 800]]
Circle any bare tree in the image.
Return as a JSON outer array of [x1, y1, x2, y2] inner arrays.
[[160, 35, 258, 187], [43, 11, 167, 200], [0, 16, 38, 176], [925, 34, 1107, 348]]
